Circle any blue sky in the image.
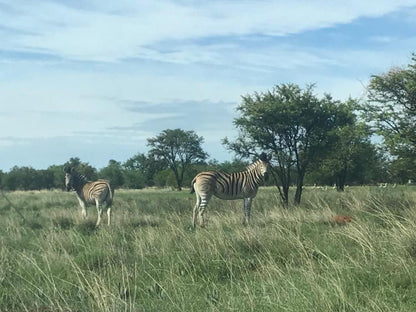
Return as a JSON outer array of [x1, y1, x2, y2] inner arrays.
[[1, 0, 416, 171]]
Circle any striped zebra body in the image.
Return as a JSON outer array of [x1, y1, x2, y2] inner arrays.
[[64, 167, 114, 227], [191, 154, 270, 227]]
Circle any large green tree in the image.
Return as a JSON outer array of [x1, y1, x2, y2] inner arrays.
[[123, 153, 165, 186], [147, 129, 208, 190], [224, 83, 353, 205], [99, 160, 124, 189], [309, 98, 382, 190], [316, 122, 378, 190], [365, 53, 416, 179], [63, 157, 97, 181]]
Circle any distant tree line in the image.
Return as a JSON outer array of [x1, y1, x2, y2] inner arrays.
[[0, 147, 398, 193], [1, 54, 415, 205], [0, 155, 249, 191]]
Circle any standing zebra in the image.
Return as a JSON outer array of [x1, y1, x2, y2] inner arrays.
[[191, 153, 270, 227], [64, 167, 114, 227]]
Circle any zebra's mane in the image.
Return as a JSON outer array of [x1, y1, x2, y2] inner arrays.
[[72, 170, 88, 184], [245, 159, 262, 171], [217, 162, 257, 175]]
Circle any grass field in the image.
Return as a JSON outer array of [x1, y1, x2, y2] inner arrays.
[[1, 186, 416, 311]]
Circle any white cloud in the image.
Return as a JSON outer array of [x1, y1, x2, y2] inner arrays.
[[1, 0, 416, 170], [1, 0, 416, 62]]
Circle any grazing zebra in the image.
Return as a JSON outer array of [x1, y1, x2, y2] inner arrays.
[[191, 153, 270, 228], [64, 167, 114, 227]]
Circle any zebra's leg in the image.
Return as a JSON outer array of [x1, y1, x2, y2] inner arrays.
[[77, 197, 87, 218], [198, 195, 211, 227], [192, 194, 201, 228], [106, 196, 112, 226], [242, 197, 253, 225], [107, 207, 111, 226], [95, 200, 103, 227]]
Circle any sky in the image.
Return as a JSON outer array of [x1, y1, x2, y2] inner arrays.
[[1, 0, 416, 172]]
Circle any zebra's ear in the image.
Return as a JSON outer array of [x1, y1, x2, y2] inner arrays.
[[63, 166, 70, 173], [259, 152, 268, 162]]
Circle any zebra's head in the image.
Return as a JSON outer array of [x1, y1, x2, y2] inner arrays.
[[258, 152, 271, 180], [64, 166, 75, 191], [64, 167, 77, 192]]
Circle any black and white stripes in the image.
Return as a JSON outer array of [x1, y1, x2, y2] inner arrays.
[[64, 167, 114, 227], [190, 153, 270, 227]]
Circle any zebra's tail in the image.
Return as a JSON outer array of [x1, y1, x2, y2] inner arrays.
[[106, 182, 114, 206], [190, 177, 196, 194]]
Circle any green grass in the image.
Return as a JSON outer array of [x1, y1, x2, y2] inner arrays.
[[1, 186, 416, 311]]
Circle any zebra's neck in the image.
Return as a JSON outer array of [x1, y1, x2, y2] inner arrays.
[[72, 173, 88, 192], [245, 161, 259, 171], [244, 161, 264, 183]]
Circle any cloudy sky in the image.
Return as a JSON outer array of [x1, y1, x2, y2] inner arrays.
[[1, 0, 416, 171]]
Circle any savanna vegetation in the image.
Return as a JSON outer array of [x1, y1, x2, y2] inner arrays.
[[2, 55, 416, 197], [1, 186, 416, 311], [1, 54, 416, 311]]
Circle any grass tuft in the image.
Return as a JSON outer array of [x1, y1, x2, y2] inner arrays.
[[53, 216, 75, 230], [75, 220, 97, 236]]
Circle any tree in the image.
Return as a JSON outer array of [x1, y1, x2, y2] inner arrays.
[[389, 154, 416, 183], [99, 160, 124, 189], [306, 99, 381, 190], [1, 166, 20, 190], [217, 159, 249, 173], [224, 83, 352, 205], [63, 157, 97, 180], [365, 53, 416, 178], [47, 165, 66, 189], [147, 129, 208, 190], [123, 153, 165, 186], [1, 166, 40, 190], [36, 169, 55, 189], [316, 122, 377, 190], [123, 170, 146, 189]]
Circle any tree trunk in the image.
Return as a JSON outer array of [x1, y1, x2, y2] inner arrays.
[[282, 184, 289, 207], [336, 164, 348, 192], [294, 170, 305, 205], [271, 167, 290, 207], [172, 166, 182, 191]]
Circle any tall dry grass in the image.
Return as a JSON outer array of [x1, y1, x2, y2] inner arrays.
[[0, 186, 416, 311]]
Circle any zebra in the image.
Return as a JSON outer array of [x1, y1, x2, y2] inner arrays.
[[190, 153, 270, 228], [64, 167, 114, 227]]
